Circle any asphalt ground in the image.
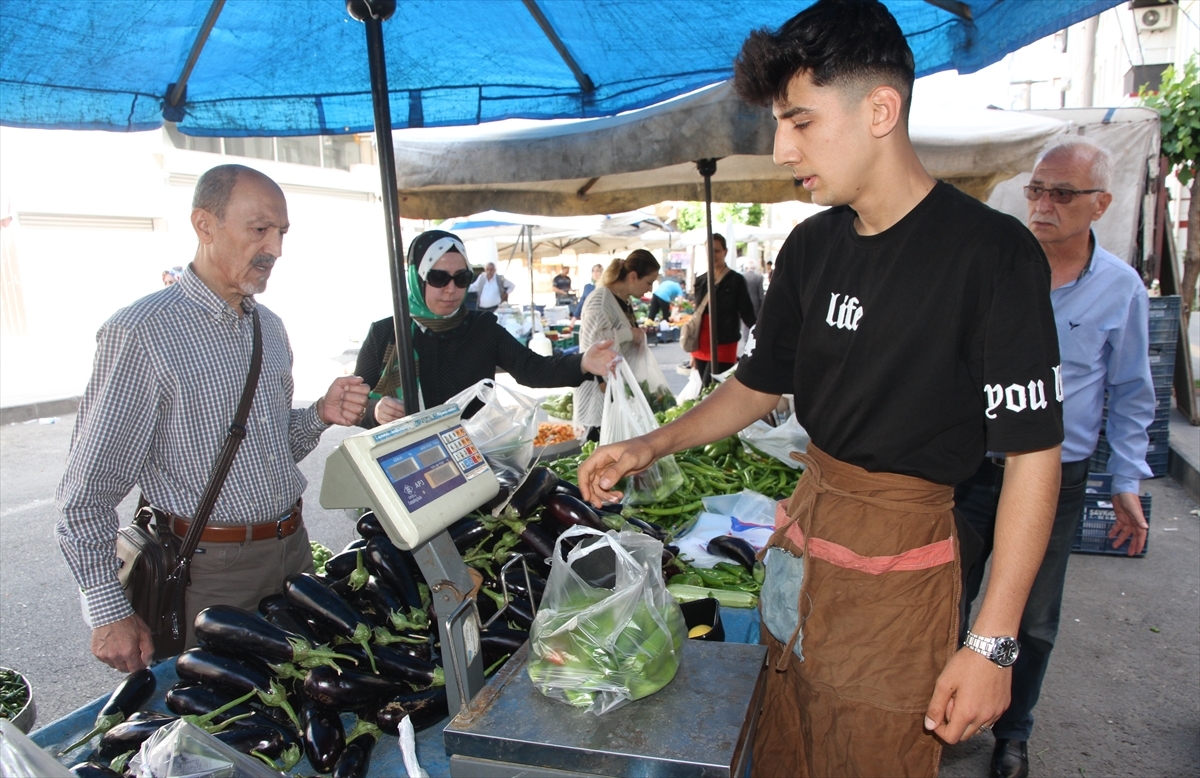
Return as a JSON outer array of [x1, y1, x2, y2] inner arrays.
[[1, 338, 1196, 777]]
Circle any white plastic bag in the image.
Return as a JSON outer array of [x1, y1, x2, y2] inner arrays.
[[738, 414, 809, 469], [131, 719, 281, 778], [624, 339, 676, 414], [0, 720, 73, 778], [676, 368, 703, 403], [598, 359, 684, 505], [527, 527, 687, 715], [447, 379, 539, 473]]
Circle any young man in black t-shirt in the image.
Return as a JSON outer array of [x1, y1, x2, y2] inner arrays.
[[578, 1, 1064, 776]]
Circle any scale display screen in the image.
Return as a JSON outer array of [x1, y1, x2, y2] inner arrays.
[[375, 427, 486, 513]]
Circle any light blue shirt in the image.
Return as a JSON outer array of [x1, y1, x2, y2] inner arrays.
[[653, 279, 683, 302], [1052, 235, 1154, 494]]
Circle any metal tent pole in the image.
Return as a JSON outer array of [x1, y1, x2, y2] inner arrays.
[[527, 225, 536, 331], [697, 159, 719, 381], [348, 0, 483, 717]]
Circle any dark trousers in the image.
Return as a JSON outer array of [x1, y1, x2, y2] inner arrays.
[[646, 295, 671, 321], [955, 457, 1090, 741], [694, 358, 735, 386]]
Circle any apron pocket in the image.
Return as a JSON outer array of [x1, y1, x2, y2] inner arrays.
[[761, 546, 806, 661]]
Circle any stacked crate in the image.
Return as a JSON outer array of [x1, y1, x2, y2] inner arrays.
[[1073, 472, 1150, 556], [1088, 295, 1181, 478]]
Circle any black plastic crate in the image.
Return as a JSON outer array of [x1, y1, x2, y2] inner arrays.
[[1073, 476, 1151, 556]]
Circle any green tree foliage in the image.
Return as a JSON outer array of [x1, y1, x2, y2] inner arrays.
[[674, 202, 764, 232]]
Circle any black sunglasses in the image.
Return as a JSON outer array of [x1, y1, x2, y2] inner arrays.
[[425, 269, 473, 288], [1023, 185, 1104, 204]]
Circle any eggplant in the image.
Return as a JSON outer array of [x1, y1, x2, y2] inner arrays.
[[302, 702, 345, 774], [58, 667, 156, 755], [357, 577, 407, 621], [214, 724, 288, 759], [507, 466, 560, 518], [164, 682, 296, 737], [707, 535, 757, 573], [337, 643, 444, 687], [94, 713, 176, 762], [499, 567, 546, 605], [194, 605, 351, 670], [478, 588, 535, 630], [324, 549, 364, 581], [356, 511, 387, 539], [69, 762, 123, 778], [303, 665, 409, 709], [284, 573, 380, 672], [370, 688, 449, 734], [258, 593, 291, 617], [624, 516, 667, 540], [507, 542, 552, 578], [262, 607, 320, 644], [175, 648, 301, 730], [447, 516, 491, 553], [481, 470, 520, 513], [364, 537, 422, 610], [516, 522, 557, 563], [481, 627, 528, 668], [542, 493, 605, 531], [554, 480, 584, 500], [597, 502, 625, 515], [333, 734, 376, 778]]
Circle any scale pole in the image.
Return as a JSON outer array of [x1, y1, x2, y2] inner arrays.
[[697, 159, 719, 382], [349, 0, 419, 409]]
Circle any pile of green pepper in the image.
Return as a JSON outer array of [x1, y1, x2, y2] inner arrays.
[[540, 393, 574, 420], [0, 668, 29, 722]]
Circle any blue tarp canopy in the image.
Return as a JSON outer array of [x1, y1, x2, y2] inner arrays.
[[0, 0, 1121, 136]]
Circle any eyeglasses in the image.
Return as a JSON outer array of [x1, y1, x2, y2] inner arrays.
[[1023, 185, 1104, 204], [425, 269, 473, 288]]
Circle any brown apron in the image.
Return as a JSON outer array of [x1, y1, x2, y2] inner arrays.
[[752, 444, 959, 778]]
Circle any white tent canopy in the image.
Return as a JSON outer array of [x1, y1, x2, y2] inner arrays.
[[393, 82, 1070, 219]]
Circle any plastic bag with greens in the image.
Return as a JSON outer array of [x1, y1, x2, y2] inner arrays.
[[598, 358, 684, 505], [527, 527, 687, 715]]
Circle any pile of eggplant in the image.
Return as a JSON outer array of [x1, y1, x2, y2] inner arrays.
[[59, 515, 534, 778]]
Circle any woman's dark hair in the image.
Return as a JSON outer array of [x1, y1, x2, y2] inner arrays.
[[711, 233, 727, 251], [601, 249, 661, 287], [733, 0, 914, 119]]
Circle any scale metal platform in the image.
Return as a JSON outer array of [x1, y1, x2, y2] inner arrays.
[[445, 639, 767, 778]]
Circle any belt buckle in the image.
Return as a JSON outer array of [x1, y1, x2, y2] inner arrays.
[[989, 456, 1007, 468], [276, 518, 285, 540]]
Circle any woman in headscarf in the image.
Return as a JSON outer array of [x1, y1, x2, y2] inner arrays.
[[573, 250, 661, 433], [354, 230, 617, 428]]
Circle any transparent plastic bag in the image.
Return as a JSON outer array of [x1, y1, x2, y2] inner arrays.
[[130, 719, 281, 778], [527, 527, 687, 715], [624, 339, 676, 414], [598, 359, 684, 505], [447, 379, 539, 473], [737, 414, 809, 469], [0, 720, 73, 778]]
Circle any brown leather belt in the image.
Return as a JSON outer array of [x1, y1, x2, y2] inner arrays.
[[169, 500, 303, 543]]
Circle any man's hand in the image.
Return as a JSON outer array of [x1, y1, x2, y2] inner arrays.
[[375, 396, 406, 425], [580, 339, 619, 377], [578, 437, 659, 506], [317, 376, 370, 426], [1109, 491, 1148, 556], [92, 614, 154, 673], [924, 647, 1011, 744]]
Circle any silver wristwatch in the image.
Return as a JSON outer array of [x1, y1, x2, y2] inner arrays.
[[964, 631, 1020, 667]]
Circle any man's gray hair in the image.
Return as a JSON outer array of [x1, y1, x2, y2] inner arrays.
[[1035, 137, 1114, 192], [192, 164, 255, 221]]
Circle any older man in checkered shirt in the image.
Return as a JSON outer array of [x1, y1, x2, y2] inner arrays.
[[56, 164, 370, 673]]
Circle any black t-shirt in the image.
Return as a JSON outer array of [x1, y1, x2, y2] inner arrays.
[[737, 182, 1063, 485]]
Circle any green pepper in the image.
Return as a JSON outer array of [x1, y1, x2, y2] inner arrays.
[[694, 567, 740, 587]]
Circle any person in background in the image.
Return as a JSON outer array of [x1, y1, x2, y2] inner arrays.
[[469, 261, 515, 313], [956, 138, 1154, 778], [552, 265, 574, 307], [575, 1, 1065, 774], [574, 250, 661, 436], [161, 266, 183, 286], [574, 263, 603, 317], [354, 231, 617, 428], [646, 272, 683, 322], [56, 164, 369, 672], [688, 233, 756, 384], [740, 258, 766, 344]]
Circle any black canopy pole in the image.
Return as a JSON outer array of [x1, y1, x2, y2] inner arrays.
[[697, 158, 719, 382], [348, 0, 419, 410]]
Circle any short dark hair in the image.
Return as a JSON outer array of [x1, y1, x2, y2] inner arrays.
[[734, 0, 914, 118], [192, 164, 256, 221], [711, 233, 727, 251]]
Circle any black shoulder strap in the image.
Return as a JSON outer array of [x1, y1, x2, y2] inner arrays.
[[176, 309, 264, 563]]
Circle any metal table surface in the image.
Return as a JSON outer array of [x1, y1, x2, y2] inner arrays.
[[30, 607, 762, 777]]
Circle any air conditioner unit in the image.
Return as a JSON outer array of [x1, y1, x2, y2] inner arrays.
[[1135, 5, 1175, 31]]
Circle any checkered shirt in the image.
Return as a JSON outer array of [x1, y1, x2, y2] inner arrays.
[[55, 265, 329, 628]]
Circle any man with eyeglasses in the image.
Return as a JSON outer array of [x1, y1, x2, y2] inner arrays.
[[956, 138, 1155, 778]]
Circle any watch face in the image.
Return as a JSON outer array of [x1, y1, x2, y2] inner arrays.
[[995, 637, 1020, 667]]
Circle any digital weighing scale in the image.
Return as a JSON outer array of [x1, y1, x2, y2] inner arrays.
[[320, 403, 767, 777]]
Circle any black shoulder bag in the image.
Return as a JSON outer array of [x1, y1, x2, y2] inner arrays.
[[115, 309, 263, 660]]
